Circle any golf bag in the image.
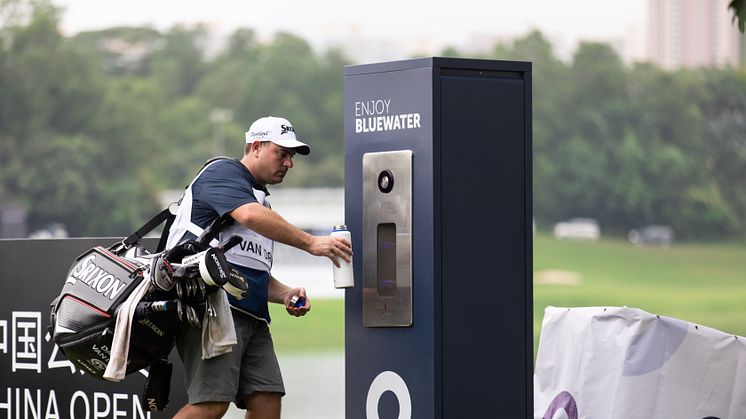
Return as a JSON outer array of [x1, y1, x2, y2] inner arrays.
[[49, 200, 247, 411]]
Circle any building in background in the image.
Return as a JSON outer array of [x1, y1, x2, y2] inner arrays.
[[267, 187, 344, 235], [647, 0, 745, 69]]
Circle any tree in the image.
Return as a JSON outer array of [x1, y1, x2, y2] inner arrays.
[[472, 31, 746, 238], [150, 25, 207, 100], [0, 1, 160, 236], [4, 8, 746, 240], [604, 131, 650, 226], [195, 29, 260, 112], [70, 27, 162, 76], [729, 0, 745, 32], [196, 31, 349, 185], [692, 69, 746, 236]]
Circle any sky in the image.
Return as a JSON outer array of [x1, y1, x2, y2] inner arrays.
[[50, 0, 648, 62]]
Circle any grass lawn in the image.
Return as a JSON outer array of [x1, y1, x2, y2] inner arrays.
[[534, 234, 746, 340], [269, 234, 746, 356], [269, 297, 345, 354]]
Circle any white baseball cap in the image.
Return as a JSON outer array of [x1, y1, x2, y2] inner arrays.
[[245, 116, 310, 155]]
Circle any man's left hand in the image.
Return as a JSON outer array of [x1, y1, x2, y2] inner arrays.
[[284, 287, 310, 317]]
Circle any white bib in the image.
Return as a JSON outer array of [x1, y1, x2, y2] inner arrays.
[[220, 188, 273, 272], [166, 160, 274, 273]]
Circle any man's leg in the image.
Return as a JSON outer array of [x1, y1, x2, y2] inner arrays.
[[244, 392, 282, 419], [175, 311, 247, 418], [174, 401, 230, 419], [235, 316, 285, 416]]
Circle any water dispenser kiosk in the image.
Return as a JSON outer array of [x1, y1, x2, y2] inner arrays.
[[344, 58, 533, 418]]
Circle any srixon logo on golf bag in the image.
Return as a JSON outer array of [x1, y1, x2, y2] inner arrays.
[[62, 247, 140, 311], [51, 246, 159, 380], [66, 253, 131, 302]]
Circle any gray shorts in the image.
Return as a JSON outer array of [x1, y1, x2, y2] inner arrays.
[[176, 309, 285, 408]]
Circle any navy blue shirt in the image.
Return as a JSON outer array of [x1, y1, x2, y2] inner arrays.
[[185, 159, 273, 322], [191, 159, 262, 227]]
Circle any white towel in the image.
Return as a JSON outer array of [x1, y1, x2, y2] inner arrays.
[[201, 290, 237, 360], [104, 276, 152, 381]]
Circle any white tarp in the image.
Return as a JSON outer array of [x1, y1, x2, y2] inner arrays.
[[534, 306, 746, 419]]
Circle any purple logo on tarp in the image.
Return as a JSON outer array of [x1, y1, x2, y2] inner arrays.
[[542, 391, 578, 419], [540, 391, 721, 419]]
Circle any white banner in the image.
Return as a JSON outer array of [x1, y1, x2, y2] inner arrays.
[[534, 306, 746, 419]]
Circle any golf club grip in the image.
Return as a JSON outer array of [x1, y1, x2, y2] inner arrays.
[[196, 214, 232, 247], [219, 235, 242, 252]]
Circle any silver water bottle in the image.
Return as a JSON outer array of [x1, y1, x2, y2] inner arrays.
[[331, 225, 354, 288]]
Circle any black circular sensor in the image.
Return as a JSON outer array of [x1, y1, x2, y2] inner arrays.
[[377, 170, 394, 193]]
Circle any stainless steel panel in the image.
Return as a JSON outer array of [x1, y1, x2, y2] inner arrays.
[[362, 150, 413, 327]]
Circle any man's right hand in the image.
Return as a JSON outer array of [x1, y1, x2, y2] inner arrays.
[[307, 235, 352, 267]]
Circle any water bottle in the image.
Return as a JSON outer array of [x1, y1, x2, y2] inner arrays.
[[331, 225, 354, 288]]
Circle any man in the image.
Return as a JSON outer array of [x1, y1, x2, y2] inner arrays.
[[169, 116, 352, 419]]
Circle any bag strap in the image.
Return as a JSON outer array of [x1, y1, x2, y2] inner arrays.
[[203, 155, 234, 167], [119, 156, 237, 253], [120, 208, 175, 251], [156, 211, 176, 253], [142, 358, 173, 411]]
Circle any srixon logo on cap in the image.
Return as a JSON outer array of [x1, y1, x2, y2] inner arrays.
[[280, 124, 294, 135], [64, 248, 137, 307]]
